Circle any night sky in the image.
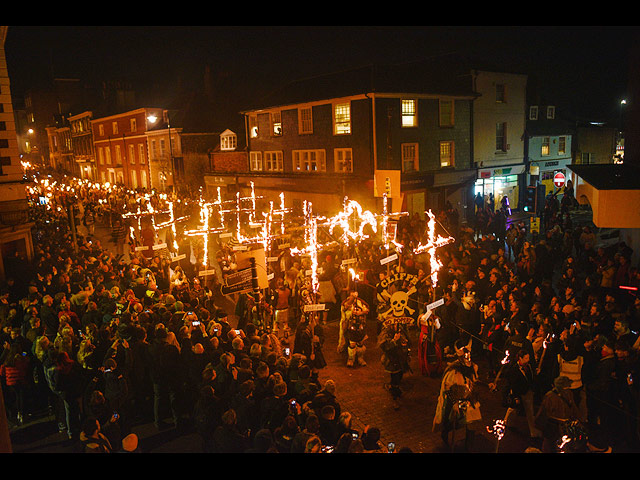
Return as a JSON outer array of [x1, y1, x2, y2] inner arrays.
[[5, 25, 637, 120]]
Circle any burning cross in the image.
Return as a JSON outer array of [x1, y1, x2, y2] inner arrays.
[[413, 210, 455, 287], [326, 197, 378, 246]]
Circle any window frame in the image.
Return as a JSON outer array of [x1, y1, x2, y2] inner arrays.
[[438, 99, 454, 127], [401, 99, 417, 128], [495, 122, 507, 152], [250, 151, 263, 171], [271, 111, 282, 137], [401, 143, 419, 173], [334, 148, 353, 173], [439, 141, 455, 168], [529, 106, 538, 120], [293, 149, 327, 172], [541, 136, 550, 156], [333, 102, 351, 135], [264, 151, 284, 172], [298, 107, 313, 134]]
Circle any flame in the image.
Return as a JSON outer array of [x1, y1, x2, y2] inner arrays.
[[413, 210, 454, 287]]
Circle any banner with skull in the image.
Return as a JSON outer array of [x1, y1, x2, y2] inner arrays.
[[376, 266, 421, 327]]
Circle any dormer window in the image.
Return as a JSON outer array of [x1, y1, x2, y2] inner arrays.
[[220, 129, 237, 151]]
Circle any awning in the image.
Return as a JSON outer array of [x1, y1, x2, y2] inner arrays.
[[478, 163, 525, 179]]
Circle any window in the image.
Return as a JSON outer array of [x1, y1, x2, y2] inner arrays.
[[439, 100, 454, 127], [221, 131, 237, 151], [440, 141, 455, 167], [99, 124, 104, 136], [496, 84, 506, 103], [249, 115, 258, 138], [160, 139, 167, 157], [299, 107, 313, 134], [547, 106, 555, 119], [264, 151, 283, 171], [529, 106, 538, 120], [334, 148, 353, 173], [581, 153, 594, 164], [558, 136, 566, 155], [250, 152, 263, 171], [271, 111, 282, 136], [115, 145, 122, 164], [401, 100, 417, 127], [98, 147, 104, 165], [541, 137, 550, 156], [496, 122, 507, 152], [139, 144, 145, 164], [293, 149, 326, 172], [129, 144, 135, 164], [130, 118, 137, 132], [131, 170, 138, 189], [333, 103, 351, 135], [105, 147, 112, 164], [401, 143, 418, 172], [112, 122, 118, 135]]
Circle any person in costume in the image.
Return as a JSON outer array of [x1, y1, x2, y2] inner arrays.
[[378, 318, 411, 410], [337, 286, 369, 355], [433, 338, 481, 451], [418, 307, 443, 377]]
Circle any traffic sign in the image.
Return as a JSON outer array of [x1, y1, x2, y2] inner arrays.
[[553, 172, 565, 188]]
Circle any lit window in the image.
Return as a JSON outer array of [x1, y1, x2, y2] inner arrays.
[[129, 144, 135, 164], [334, 103, 351, 135], [293, 150, 326, 172], [98, 147, 104, 165], [541, 137, 550, 156], [250, 152, 263, 171], [401, 143, 418, 172], [139, 144, 145, 164], [112, 122, 118, 135], [529, 106, 538, 120], [249, 116, 258, 138], [558, 136, 566, 155], [105, 147, 112, 164], [221, 131, 237, 151], [115, 145, 122, 164], [265, 151, 283, 171], [99, 124, 104, 136], [271, 112, 282, 136], [401, 100, 417, 127], [334, 148, 353, 173], [440, 141, 454, 167], [130, 118, 137, 132], [439, 100, 454, 127], [496, 122, 507, 152]]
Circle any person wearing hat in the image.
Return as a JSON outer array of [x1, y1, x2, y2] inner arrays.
[[433, 337, 481, 451], [534, 376, 580, 452]]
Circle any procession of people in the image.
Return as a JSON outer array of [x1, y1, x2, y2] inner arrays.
[[2, 170, 640, 453]]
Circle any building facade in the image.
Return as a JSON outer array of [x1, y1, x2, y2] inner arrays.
[[0, 26, 34, 282], [206, 63, 479, 219], [92, 107, 162, 189], [68, 110, 96, 180], [472, 69, 528, 211], [524, 103, 574, 196]]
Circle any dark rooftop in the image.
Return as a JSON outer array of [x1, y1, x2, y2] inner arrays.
[[568, 163, 640, 190]]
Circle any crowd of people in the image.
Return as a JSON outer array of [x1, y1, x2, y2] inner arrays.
[[3, 172, 640, 454]]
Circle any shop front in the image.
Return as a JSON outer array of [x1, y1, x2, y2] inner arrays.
[[476, 164, 525, 212], [528, 158, 572, 196]]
